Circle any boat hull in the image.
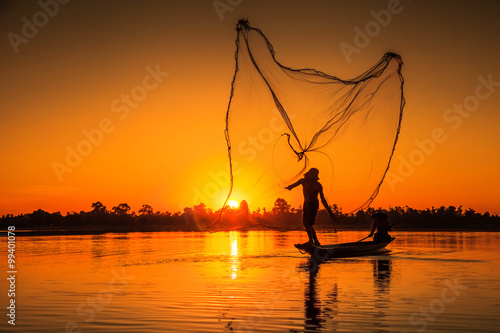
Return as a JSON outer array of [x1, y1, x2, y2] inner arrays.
[[295, 237, 395, 259]]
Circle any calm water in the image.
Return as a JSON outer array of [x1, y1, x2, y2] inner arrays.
[[1, 231, 500, 332]]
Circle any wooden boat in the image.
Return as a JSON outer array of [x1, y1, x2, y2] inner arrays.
[[295, 237, 395, 259]]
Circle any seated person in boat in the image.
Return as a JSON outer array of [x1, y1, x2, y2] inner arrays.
[[285, 168, 335, 246], [369, 212, 392, 243]]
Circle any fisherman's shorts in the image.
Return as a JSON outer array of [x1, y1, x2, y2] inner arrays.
[[303, 200, 319, 225]]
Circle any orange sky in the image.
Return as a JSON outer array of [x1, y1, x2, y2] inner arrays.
[[1, 0, 499, 215]]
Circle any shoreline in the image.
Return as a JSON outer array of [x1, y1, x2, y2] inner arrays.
[[4, 227, 500, 237]]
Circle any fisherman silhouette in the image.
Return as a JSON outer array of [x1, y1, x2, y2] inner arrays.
[[285, 168, 335, 246]]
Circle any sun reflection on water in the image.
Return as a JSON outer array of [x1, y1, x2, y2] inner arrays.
[[230, 231, 239, 279]]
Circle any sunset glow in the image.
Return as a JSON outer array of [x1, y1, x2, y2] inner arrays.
[[228, 200, 239, 209], [1, 1, 499, 216]]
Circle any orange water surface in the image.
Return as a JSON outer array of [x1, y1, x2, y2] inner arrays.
[[1, 231, 499, 332]]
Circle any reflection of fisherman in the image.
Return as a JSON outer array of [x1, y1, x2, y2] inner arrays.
[[373, 259, 392, 291], [285, 168, 335, 246], [305, 259, 322, 331], [368, 212, 392, 243]]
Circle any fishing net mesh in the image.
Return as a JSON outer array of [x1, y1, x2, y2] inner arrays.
[[217, 20, 404, 227]]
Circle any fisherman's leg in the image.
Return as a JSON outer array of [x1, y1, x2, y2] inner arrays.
[[309, 201, 320, 246], [304, 215, 320, 246], [303, 205, 314, 243], [304, 223, 314, 243], [311, 227, 321, 246]]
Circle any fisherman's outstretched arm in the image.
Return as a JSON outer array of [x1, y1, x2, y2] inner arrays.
[[285, 179, 302, 190]]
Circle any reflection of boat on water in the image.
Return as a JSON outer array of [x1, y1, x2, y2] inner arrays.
[[295, 237, 395, 260]]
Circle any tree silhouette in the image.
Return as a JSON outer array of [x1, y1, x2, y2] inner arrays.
[[194, 203, 207, 215], [272, 198, 291, 215], [238, 200, 250, 216], [91, 201, 106, 214], [139, 204, 153, 215], [112, 203, 130, 215], [0, 201, 498, 234]]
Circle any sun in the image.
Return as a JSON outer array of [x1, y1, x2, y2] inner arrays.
[[228, 200, 239, 209]]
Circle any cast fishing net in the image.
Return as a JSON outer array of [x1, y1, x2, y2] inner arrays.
[[216, 20, 404, 228]]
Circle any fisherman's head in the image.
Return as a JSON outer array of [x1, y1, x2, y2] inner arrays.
[[304, 168, 319, 181]]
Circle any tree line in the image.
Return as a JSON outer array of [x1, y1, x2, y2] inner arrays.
[[1, 199, 498, 235]]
